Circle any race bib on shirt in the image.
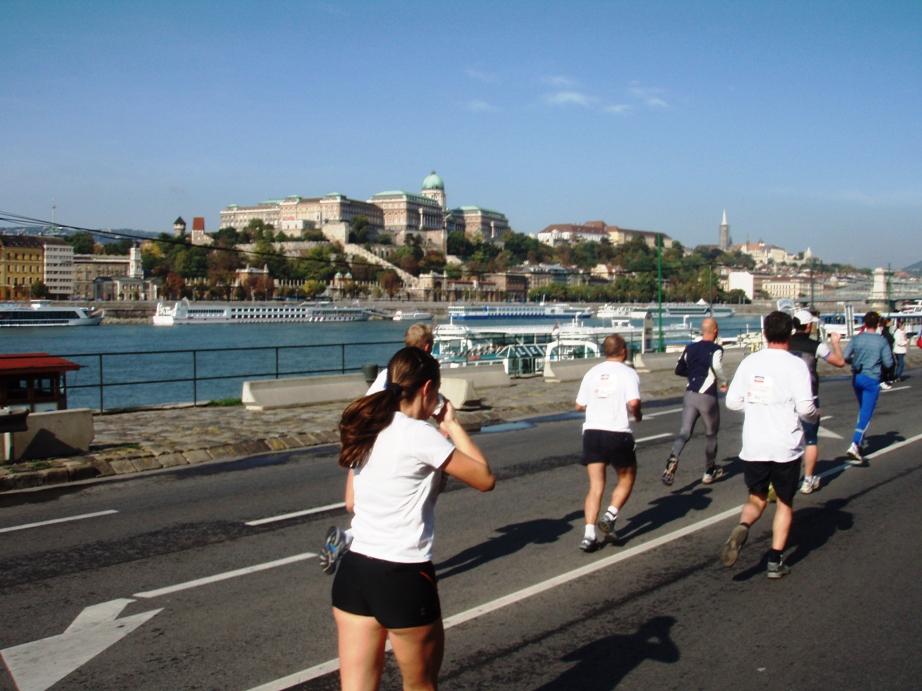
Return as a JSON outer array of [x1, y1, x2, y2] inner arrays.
[[747, 375, 773, 405], [594, 373, 616, 398]]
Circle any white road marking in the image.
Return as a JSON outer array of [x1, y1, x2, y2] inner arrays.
[[245, 428, 922, 691], [245, 503, 347, 526], [643, 408, 682, 418], [882, 385, 911, 392], [820, 415, 833, 421], [0, 510, 118, 535], [1, 599, 162, 691], [816, 427, 844, 439], [133, 553, 317, 599], [244, 505, 744, 691], [635, 432, 673, 443]]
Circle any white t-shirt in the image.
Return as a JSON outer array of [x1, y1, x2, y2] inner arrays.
[[350, 412, 455, 563], [725, 349, 815, 463], [575, 360, 641, 434]]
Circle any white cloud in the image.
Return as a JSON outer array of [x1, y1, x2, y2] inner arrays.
[[629, 85, 669, 108], [542, 75, 578, 88], [543, 91, 598, 107], [466, 99, 496, 112], [605, 104, 632, 115], [466, 69, 500, 84]]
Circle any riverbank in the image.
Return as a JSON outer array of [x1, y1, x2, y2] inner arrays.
[[3, 349, 916, 492]]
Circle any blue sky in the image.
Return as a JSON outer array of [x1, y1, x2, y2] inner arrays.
[[1, 0, 920, 268]]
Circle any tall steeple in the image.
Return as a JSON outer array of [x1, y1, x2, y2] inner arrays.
[[719, 210, 731, 251]]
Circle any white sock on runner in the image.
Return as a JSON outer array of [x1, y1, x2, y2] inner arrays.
[[606, 506, 619, 519], [584, 524, 597, 539]]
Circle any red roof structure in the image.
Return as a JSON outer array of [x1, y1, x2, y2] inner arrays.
[[192, 217, 205, 231], [0, 353, 81, 376]]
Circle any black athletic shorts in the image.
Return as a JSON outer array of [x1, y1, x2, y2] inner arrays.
[[331, 550, 441, 629], [580, 430, 637, 468], [742, 458, 802, 506]]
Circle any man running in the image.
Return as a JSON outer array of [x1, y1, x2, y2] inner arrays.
[[320, 322, 435, 574], [575, 334, 642, 552], [720, 311, 818, 578], [842, 311, 894, 463], [788, 310, 846, 493], [662, 317, 728, 486]]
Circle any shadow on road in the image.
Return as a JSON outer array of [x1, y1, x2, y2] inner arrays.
[[667, 455, 742, 494], [732, 496, 855, 582], [816, 430, 905, 478], [619, 488, 713, 545], [532, 616, 680, 691], [435, 510, 583, 579]]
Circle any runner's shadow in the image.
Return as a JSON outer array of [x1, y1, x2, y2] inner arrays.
[[731, 497, 854, 581], [818, 430, 905, 476], [532, 616, 680, 690], [618, 488, 713, 545], [435, 510, 583, 580]]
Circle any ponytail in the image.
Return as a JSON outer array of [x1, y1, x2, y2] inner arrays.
[[338, 347, 440, 469]]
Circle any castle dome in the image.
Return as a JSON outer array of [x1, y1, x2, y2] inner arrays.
[[422, 171, 444, 190]]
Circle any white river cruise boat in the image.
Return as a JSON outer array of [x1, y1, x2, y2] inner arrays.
[[447, 303, 592, 321], [153, 299, 370, 325], [0, 301, 104, 327], [393, 309, 433, 321]]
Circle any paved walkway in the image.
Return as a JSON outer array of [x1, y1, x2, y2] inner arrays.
[[2, 350, 917, 492]]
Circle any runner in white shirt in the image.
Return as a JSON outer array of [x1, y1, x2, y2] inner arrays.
[[720, 311, 818, 579], [332, 346, 494, 691], [575, 334, 642, 552], [320, 323, 435, 574]]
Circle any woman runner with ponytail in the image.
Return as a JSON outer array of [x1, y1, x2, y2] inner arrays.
[[332, 346, 495, 691]]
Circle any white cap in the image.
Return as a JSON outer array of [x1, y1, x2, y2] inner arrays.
[[793, 309, 818, 326]]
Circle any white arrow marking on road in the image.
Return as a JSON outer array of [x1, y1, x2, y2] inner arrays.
[[1, 599, 162, 691]]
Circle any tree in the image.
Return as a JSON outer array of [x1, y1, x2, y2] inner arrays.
[[103, 239, 133, 255], [30, 280, 49, 299], [67, 231, 96, 254], [301, 280, 327, 299], [349, 215, 370, 244]]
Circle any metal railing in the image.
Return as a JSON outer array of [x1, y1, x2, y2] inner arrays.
[[56, 339, 404, 413]]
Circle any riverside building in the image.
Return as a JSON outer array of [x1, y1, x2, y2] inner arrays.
[[0, 235, 45, 300]]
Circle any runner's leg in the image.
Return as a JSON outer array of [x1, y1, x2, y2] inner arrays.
[[609, 463, 637, 511], [584, 463, 607, 526], [701, 393, 720, 467], [334, 607, 388, 691], [852, 374, 880, 446], [670, 391, 699, 458], [389, 620, 445, 691]]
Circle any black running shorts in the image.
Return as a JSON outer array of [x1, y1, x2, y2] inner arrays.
[[742, 458, 802, 505], [332, 550, 441, 629], [580, 430, 637, 468]]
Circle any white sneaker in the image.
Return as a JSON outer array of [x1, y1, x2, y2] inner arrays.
[[846, 443, 864, 464], [801, 476, 820, 494], [880, 382, 892, 390]]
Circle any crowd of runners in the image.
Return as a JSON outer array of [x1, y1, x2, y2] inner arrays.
[[315, 310, 909, 690]]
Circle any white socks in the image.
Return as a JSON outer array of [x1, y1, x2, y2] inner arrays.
[[605, 506, 619, 520], [584, 524, 597, 539]]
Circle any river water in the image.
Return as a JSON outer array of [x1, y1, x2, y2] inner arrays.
[[1, 315, 763, 411]]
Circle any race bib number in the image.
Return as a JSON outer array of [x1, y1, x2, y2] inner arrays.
[[594, 373, 615, 398], [747, 375, 773, 405]]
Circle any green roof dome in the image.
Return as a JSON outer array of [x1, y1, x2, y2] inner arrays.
[[422, 171, 444, 190]]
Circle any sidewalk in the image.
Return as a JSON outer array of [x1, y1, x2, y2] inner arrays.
[[2, 350, 917, 492]]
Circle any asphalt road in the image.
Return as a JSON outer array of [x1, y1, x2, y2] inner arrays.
[[1, 375, 920, 691]]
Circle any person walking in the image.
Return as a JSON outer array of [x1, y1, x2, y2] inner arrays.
[[332, 347, 494, 691], [575, 334, 642, 552], [720, 311, 818, 578], [662, 317, 728, 486], [880, 317, 896, 389], [893, 319, 909, 382], [843, 311, 894, 463], [788, 310, 846, 494], [320, 323, 436, 575]]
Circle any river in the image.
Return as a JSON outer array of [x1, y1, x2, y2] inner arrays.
[[1, 315, 763, 411]]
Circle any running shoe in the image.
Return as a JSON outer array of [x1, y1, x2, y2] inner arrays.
[[801, 476, 820, 494], [880, 381, 892, 390], [319, 526, 348, 575], [702, 464, 724, 485], [580, 536, 600, 552], [767, 558, 791, 579], [662, 453, 679, 486], [596, 510, 618, 540], [846, 443, 864, 465], [720, 524, 749, 567], [767, 483, 777, 503]]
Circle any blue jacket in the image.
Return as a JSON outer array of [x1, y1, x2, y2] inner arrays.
[[843, 331, 893, 381], [675, 340, 725, 396]]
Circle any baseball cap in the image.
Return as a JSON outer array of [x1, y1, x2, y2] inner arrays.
[[793, 309, 818, 326]]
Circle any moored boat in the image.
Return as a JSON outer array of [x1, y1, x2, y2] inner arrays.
[[153, 298, 370, 325], [393, 309, 433, 322], [0, 301, 104, 327], [447, 302, 591, 321]]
